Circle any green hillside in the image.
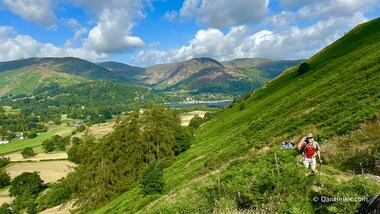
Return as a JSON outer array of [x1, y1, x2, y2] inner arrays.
[[92, 18, 380, 213], [0, 66, 87, 96], [0, 57, 118, 97]]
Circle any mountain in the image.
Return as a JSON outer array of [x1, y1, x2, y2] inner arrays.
[[0, 57, 116, 96], [96, 61, 146, 84], [92, 17, 380, 213], [0, 56, 301, 98], [145, 57, 302, 96], [223, 58, 305, 79]]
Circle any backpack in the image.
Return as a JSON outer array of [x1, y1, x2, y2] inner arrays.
[[304, 142, 317, 158]]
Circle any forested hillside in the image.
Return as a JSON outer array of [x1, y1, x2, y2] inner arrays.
[[0, 81, 165, 125]]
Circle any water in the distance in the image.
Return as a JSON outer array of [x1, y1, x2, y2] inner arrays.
[[166, 100, 233, 108]]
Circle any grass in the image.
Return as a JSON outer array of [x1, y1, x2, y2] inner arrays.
[[91, 17, 380, 214], [0, 125, 75, 155], [0, 66, 86, 96]]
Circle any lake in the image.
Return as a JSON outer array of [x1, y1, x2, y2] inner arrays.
[[166, 100, 233, 108]]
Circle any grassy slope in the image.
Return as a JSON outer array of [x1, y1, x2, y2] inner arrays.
[[92, 18, 380, 213], [0, 66, 87, 96]]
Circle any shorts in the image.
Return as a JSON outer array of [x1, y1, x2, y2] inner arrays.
[[303, 157, 316, 171]]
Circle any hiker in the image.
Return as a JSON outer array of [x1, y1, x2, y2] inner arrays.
[[281, 141, 294, 150], [298, 133, 322, 173]]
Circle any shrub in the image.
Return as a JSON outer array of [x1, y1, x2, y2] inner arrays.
[[0, 157, 10, 168], [141, 161, 165, 195], [297, 62, 310, 75], [0, 203, 11, 214], [21, 147, 36, 158], [0, 170, 11, 188], [188, 115, 203, 129]]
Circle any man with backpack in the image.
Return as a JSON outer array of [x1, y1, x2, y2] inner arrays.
[[298, 133, 322, 173]]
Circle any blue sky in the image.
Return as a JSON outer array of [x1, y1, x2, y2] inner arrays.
[[0, 0, 379, 66]]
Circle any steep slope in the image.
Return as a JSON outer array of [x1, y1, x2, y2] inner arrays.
[[93, 17, 380, 213]]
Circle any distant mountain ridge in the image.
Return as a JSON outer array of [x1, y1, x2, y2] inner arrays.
[[0, 56, 302, 97]]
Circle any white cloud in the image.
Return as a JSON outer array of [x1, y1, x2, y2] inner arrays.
[[163, 10, 178, 21], [2, 0, 56, 26], [298, 0, 378, 19], [180, 0, 269, 28], [280, 0, 317, 9], [0, 26, 106, 62], [73, 0, 147, 53], [132, 12, 368, 66], [83, 7, 144, 53]]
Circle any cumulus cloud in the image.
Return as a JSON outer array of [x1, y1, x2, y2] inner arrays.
[[2, 0, 56, 26], [132, 12, 368, 66], [298, 0, 378, 19], [73, 0, 147, 53], [0, 26, 106, 62], [180, 0, 269, 29]]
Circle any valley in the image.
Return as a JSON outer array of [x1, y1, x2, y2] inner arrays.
[[0, 15, 378, 214]]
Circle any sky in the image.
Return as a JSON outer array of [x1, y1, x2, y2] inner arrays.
[[0, 0, 379, 67]]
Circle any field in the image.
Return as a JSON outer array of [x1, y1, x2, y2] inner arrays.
[[180, 110, 207, 126], [0, 188, 12, 206], [76, 122, 115, 139], [0, 125, 75, 155], [4, 152, 67, 162], [6, 160, 76, 183]]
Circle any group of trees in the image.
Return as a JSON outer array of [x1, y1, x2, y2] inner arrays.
[[51, 105, 194, 211], [0, 113, 47, 140], [42, 135, 71, 152]]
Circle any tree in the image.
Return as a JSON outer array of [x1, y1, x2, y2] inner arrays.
[[21, 147, 36, 158], [0, 157, 10, 168], [42, 138, 56, 153], [0, 170, 10, 188], [173, 126, 194, 156], [67, 145, 82, 164], [188, 115, 203, 129], [141, 161, 164, 195], [9, 172, 46, 197]]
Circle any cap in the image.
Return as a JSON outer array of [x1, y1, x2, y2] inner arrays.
[[306, 132, 313, 139]]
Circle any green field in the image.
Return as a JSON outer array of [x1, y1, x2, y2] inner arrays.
[[0, 125, 75, 155]]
